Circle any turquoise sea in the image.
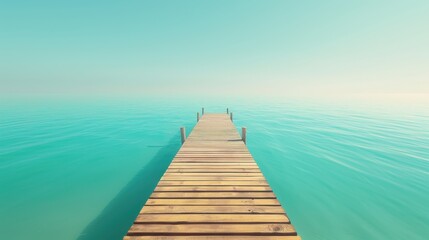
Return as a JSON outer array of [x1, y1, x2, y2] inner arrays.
[[0, 99, 428, 240]]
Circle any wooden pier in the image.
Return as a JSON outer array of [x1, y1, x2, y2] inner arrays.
[[124, 113, 300, 239]]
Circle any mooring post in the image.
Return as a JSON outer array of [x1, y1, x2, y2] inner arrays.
[[242, 127, 247, 144], [227, 108, 229, 114], [180, 127, 186, 144], [230, 112, 233, 121], [202, 107, 204, 115], [197, 112, 200, 122]]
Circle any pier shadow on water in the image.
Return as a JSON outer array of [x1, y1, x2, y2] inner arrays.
[[78, 137, 180, 240]]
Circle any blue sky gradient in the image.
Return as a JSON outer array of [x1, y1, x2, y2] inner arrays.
[[1, 0, 428, 101]]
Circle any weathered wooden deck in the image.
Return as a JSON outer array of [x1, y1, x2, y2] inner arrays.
[[124, 113, 300, 239]]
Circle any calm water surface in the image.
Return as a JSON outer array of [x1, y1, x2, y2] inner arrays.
[[0, 99, 428, 240]]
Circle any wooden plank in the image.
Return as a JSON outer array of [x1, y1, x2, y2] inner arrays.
[[145, 199, 280, 206], [168, 165, 260, 169], [125, 237, 301, 240], [166, 169, 261, 173], [170, 163, 258, 166], [128, 223, 296, 235], [162, 172, 264, 176], [176, 153, 252, 158], [172, 160, 256, 163], [178, 151, 250, 153], [174, 156, 254, 158], [157, 181, 268, 186], [140, 206, 285, 214], [154, 186, 273, 192], [161, 176, 266, 181], [134, 214, 289, 223], [150, 192, 276, 199]]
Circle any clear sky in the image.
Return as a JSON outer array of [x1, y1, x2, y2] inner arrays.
[[1, 0, 428, 101]]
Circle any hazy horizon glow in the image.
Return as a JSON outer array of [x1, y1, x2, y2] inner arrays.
[[1, 1, 428, 101]]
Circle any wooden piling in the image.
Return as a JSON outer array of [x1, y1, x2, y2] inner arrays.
[[180, 127, 186, 144], [242, 127, 247, 144]]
